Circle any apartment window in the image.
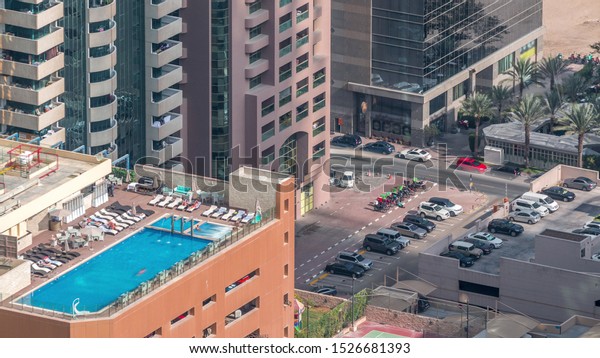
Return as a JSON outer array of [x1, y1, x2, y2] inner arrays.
[[279, 13, 292, 33], [313, 68, 326, 88], [261, 146, 275, 165], [261, 97, 275, 116], [296, 78, 309, 98], [249, 74, 262, 89], [498, 53, 514, 74], [284, 231, 289, 244], [226, 269, 259, 293], [452, 80, 468, 101], [279, 0, 292, 6], [312, 141, 326, 159], [283, 293, 289, 305], [261, 121, 275, 141], [171, 308, 194, 325], [279, 87, 292, 106], [249, 50, 261, 64], [202, 295, 216, 307], [279, 111, 292, 131], [284, 264, 289, 278], [284, 326, 289, 337], [203, 323, 216, 338], [248, 0, 261, 14], [296, 53, 308, 72], [225, 298, 259, 326], [144, 328, 162, 338], [313, 93, 325, 112], [296, 4, 309, 23], [312, 117, 326, 136], [429, 93, 446, 114], [249, 25, 261, 39], [279, 62, 292, 82], [296, 102, 308, 122], [279, 38, 292, 57], [284, 199, 289, 212], [296, 29, 309, 48]]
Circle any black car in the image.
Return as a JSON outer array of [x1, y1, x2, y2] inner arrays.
[[573, 227, 600, 236], [312, 286, 337, 296], [440, 251, 475, 267], [362, 141, 395, 155], [324, 262, 365, 278], [487, 218, 524, 237], [541, 186, 576, 202], [494, 164, 521, 176], [331, 134, 362, 148], [462, 238, 493, 255], [402, 214, 436, 232]]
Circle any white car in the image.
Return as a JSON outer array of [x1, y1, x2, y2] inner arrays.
[[339, 171, 355, 188], [418, 202, 450, 221], [584, 221, 600, 230], [591, 253, 600, 261], [397, 148, 432, 162], [467, 232, 503, 249], [508, 209, 541, 224]]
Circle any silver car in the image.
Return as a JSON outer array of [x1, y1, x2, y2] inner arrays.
[[563, 177, 597, 191], [336, 252, 373, 271], [390, 222, 427, 239], [508, 209, 540, 224]]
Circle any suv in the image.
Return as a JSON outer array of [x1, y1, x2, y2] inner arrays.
[[448, 240, 483, 259], [487, 219, 524, 237], [331, 134, 362, 148], [403, 214, 436, 232], [428, 197, 463, 217], [390, 222, 427, 239], [511, 198, 549, 217], [463, 238, 493, 254], [324, 262, 365, 278], [376, 228, 411, 248], [336, 252, 373, 271], [440, 251, 475, 267], [418, 202, 451, 221], [363, 234, 401, 255]]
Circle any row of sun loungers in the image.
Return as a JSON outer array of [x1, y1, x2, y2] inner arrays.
[[148, 194, 203, 213], [86, 207, 148, 235], [201, 205, 255, 223], [23, 246, 81, 277]]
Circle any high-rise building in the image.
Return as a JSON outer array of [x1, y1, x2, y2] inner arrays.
[[181, 0, 331, 216], [0, 0, 185, 167], [331, 0, 544, 146]]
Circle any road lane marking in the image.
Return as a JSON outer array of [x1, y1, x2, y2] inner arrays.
[[320, 251, 325, 255], [374, 218, 379, 222], [361, 226, 366, 230], [328, 246, 332, 250]]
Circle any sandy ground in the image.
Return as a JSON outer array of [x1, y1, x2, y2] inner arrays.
[[544, 0, 600, 56]]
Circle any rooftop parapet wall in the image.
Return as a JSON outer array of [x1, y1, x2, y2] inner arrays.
[[529, 164, 600, 193]]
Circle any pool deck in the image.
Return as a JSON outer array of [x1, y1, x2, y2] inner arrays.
[[4, 184, 246, 308]]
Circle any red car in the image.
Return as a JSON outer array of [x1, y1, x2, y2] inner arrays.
[[456, 157, 487, 173]]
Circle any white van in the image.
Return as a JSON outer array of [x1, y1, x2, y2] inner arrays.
[[511, 198, 549, 217], [340, 171, 355, 188], [521, 192, 559, 212]]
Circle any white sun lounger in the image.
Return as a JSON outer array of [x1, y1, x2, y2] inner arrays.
[[202, 205, 218, 217], [100, 209, 120, 218], [90, 215, 108, 225], [211, 207, 227, 218], [186, 202, 201, 212], [167, 197, 183, 209], [221, 209, 236, 221], [31, 262, 51, 273], [115, 216, 135, 226], [177, 201, 188, 211], [94, 212, 114, 221], [122, 212, 142, 222], [108, 220, 127, 230], [241, 212, 255, 224], [158, 196, 173, 207], [230, 210, 246, 222], [148, 194, 164, 206]]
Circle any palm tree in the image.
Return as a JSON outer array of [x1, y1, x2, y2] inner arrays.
[[543, 89, 564, 133], [507, 95, 546, 167], [558, 103, 599, 167], [503, 58, 543, 98], [490, 85, 513, 121], [538, 56, 567, 91], [559, 74, 589, 102], [460, 92, 493, 155]]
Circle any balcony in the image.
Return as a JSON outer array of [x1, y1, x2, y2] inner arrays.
[[149, 112, 183, 140], [89, 0, 117, 23], [312, 147, 325, 160], [89, 20, 117, 48], [148, 15, 182, 44], [150, 88, 182, 116], [312, 123, 326, 137], [261, 127, 274, 142], [89, 95, 117, 122], [296, 10, 309, 23], [0, 2, 64, 29], [261, 103, 274, 117], [313, 73, 326, 88], [279, 68, 292, 82], [313, 98, 325, 112], [244, 59, 268, 79], [150, 64, 182, 92], [279, 19, 292, 33], [89, 119, 118, 147], [0, 26, 64, 55], [150, 136, 183, 165], [296, 59, 308, 73], [296, 34, 309, 48], [0, 102, 64, 131], [0, 76, 64, 106], [296, 106, 308, 122], [146, 0, 183, 20], [279, 0, 292, 6], [148, 40, 182, 68], [245, 34, 269, 54], [245, 9, 269, 29], [89, 70, 117, 97], [39, 126, 65, 148], [88, 45, 117, 72], [0, 52, 64, 81], [279, 44, 291, 58], [296, 84, 308, 98]]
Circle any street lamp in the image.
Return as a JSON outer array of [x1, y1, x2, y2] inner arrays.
[[459, 293, 470, 338], [350, 277, 356, 330]]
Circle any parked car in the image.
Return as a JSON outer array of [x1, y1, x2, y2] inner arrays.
[[563, 177, 597, 191], [508, 209, 541, 224], [521, 192, 559, 213], [448, 240, 483, 259], [428, 197, 463, 217], [402, 214, 436, 233], [440, 251, 475, 267], [313, 286, 337, 296], [541, 186, 576, 202], [376, 228, 411, 248], [390, 222, 427, 239], [511, 198, 549, 217], [487, 219, 524, 237], [336, 251, 373, 271], [418, 202, 451, 221], [339, 171, 355, 188], [362, 234, 401, 255], [456, 157, 487, 173], [573, 227, 600, 236], [331, 134, 362, 148], [362, 141, 395, 155], [463, 238, 493, 255], [397, 148, 432, 162], [584, 221, 600, 230], [324, 262, 365, 278], [591, 253, 600, 261], [493, 164, 521, 176], [466, 231, 503, 249]]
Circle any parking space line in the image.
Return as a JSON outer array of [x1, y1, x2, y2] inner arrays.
[[382, 214, 386, 218], [347, 234, 352, 238], [309, 271, 327, 286], [354, 230, 359, 234], [313, 255, 318, 259], [374, 218, 379, 222], [334, 242, 339, 246], [300, 263, 304, 267], [361, 226, 366, 230], [328, 246, 332, 250], [307, 259, 311, 263]]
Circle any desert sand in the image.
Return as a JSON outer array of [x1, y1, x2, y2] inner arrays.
[[544, 0, 600, 56]]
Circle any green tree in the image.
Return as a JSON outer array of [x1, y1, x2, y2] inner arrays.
[[460, 92, 493, 154], [543, 89, 564, 133], [490, 84, 513, 121], [557, 103, 599, 167], [559, 74, 589, 102], [507, 95, 546, 167], [538, 56, 567, 91], [502, 58, 543, 98]]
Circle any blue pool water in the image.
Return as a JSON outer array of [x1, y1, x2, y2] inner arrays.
[[193, 222, 233, 240], [150, 216, 197, 232], [17, 228, 211, 314]]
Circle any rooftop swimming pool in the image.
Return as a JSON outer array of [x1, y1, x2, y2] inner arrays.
[[150, 215, 232, 240], [17, 228, 211, 314], [150, 216, 197, 232], [194, 222, 233, 240]]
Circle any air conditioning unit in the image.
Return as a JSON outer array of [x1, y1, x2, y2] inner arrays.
[[234, 310, 242, 318]]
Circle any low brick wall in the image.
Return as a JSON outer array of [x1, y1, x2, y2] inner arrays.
[[295, 290, 347, 309], [365, 305, 462, 337]]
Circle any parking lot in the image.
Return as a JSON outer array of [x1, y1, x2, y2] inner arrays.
[[295, 172, 488, 296]]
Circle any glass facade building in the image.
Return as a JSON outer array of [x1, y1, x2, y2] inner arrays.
[[371, 0, 543, 92]]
